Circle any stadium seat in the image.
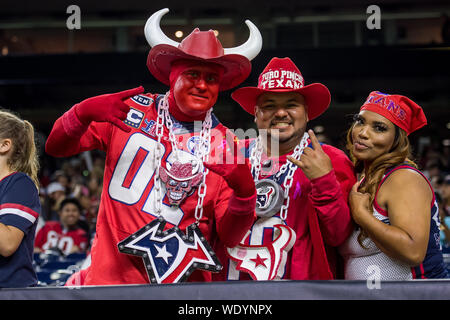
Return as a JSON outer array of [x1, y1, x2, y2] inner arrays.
[[39, 260, 78, 270]]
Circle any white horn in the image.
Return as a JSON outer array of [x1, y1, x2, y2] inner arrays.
[[224, 20, 262, 61], [144, 8, 180, 48]]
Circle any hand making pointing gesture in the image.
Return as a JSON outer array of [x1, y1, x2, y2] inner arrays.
[[75, 86, 145, 132]]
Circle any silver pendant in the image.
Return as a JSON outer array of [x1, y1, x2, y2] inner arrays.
[[255, 179, 285, 218]]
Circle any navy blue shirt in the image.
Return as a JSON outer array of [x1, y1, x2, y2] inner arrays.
[[0, 172, 41, 288]]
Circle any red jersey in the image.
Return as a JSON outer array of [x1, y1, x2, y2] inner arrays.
[[35, 221, 88, 255], [46, 93, 255, 285], [214, 141, 356, 280]]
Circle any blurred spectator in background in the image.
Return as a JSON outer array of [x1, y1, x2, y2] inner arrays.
[[34, 198, 88, 256], [436, 192, 450, 250], [431, 171, 445, 191], [420, 138, 449, 181], [70, 171, 101, 239], [440, 140, 450, 173], [439, 175, 450, 215], [43, 181, 66, 221], [313, 125, 333, 145], [84, 171, 102, 232], [52, 170, 70, 194], [37, 150, 106, 245], [423, 160, 442, 181]]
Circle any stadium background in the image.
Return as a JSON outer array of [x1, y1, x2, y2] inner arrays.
[[0, 0, 449, 297]]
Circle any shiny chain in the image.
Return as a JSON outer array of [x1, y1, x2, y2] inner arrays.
[[250, 136, 263, 183], [193, 107, 212, 222], [154, 92, 212, 222], [250, 132, 309, 220]]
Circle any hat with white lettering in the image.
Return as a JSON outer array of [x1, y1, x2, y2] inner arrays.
[[231, 57, 331, 120]]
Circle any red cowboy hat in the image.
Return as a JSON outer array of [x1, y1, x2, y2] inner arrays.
[[145, 8, 262, 91], [232, 57, 331, 120]]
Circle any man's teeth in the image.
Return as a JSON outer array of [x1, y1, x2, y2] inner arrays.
[[273, 123, 289, 127]]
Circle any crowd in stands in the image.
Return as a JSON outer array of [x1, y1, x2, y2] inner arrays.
[[415, 138, 450, 250], [35, 149, 105, 257]]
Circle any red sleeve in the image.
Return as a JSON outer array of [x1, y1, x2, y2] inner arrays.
[[45, 107, 112, 157], [308, 145, 356, 246], [213, 177, 256, 248]]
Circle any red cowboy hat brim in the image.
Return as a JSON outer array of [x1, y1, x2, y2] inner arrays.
[[147, 44, 252, 92], [231, 83, 331, 120]]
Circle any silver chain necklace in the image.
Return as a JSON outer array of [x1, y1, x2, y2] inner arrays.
[[250, 132, 309, 220], [153, 92, 212, 223]]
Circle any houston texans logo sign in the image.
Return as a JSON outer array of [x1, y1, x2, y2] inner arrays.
[[256, 185, 274, 209], [226, 224, 296, 280], [118, 217, 222, 284]]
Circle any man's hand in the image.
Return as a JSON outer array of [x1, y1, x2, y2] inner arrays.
[[205, 162, 255, 198], [75, 86, 144, 132], [287, 129, 332, 180], [204, 130, 255, 198]]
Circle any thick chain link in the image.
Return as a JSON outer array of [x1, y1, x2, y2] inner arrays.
[[250, 132, 309, 221], [194, 109, 212, 222], [153, 93, 169, 215], [279, 133, 309, 220], [154, 92, 213, 222], [250, 136, 263, 183]]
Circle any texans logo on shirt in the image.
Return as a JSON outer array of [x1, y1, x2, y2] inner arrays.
[[226, 224, 296, 280], [117, 217, 222, 284]]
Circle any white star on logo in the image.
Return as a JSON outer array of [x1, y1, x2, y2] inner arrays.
[[154, 244, 173, 264]]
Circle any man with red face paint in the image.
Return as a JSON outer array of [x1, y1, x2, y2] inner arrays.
[[45, 8, 262, 285]]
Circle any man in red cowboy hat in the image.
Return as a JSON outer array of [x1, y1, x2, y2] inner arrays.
[[45, 8, 262, 285], [214, 57, 356, 280]]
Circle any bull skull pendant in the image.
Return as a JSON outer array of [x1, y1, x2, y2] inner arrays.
[[159, 161, 203, 206]]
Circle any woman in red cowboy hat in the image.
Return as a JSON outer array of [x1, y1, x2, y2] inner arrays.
[[340, 91, 449, 279], [214, 57, 356, 281], [46, 8, 262, 286]]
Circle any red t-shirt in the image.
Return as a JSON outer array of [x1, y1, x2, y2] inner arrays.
[[35, 221, 88, 255]]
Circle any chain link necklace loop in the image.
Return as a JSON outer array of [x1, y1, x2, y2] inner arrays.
[[250, 132, 309, 220], [153, 92, 212, 223]]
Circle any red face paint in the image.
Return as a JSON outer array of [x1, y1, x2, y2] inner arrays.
[[169, 60, 224, 121]]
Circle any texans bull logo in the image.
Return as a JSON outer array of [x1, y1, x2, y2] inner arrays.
[[118, 217, 222, 284], [256, 185, 275, 210], [255, 179, 285, 218], [226, 224, 296, 280]]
